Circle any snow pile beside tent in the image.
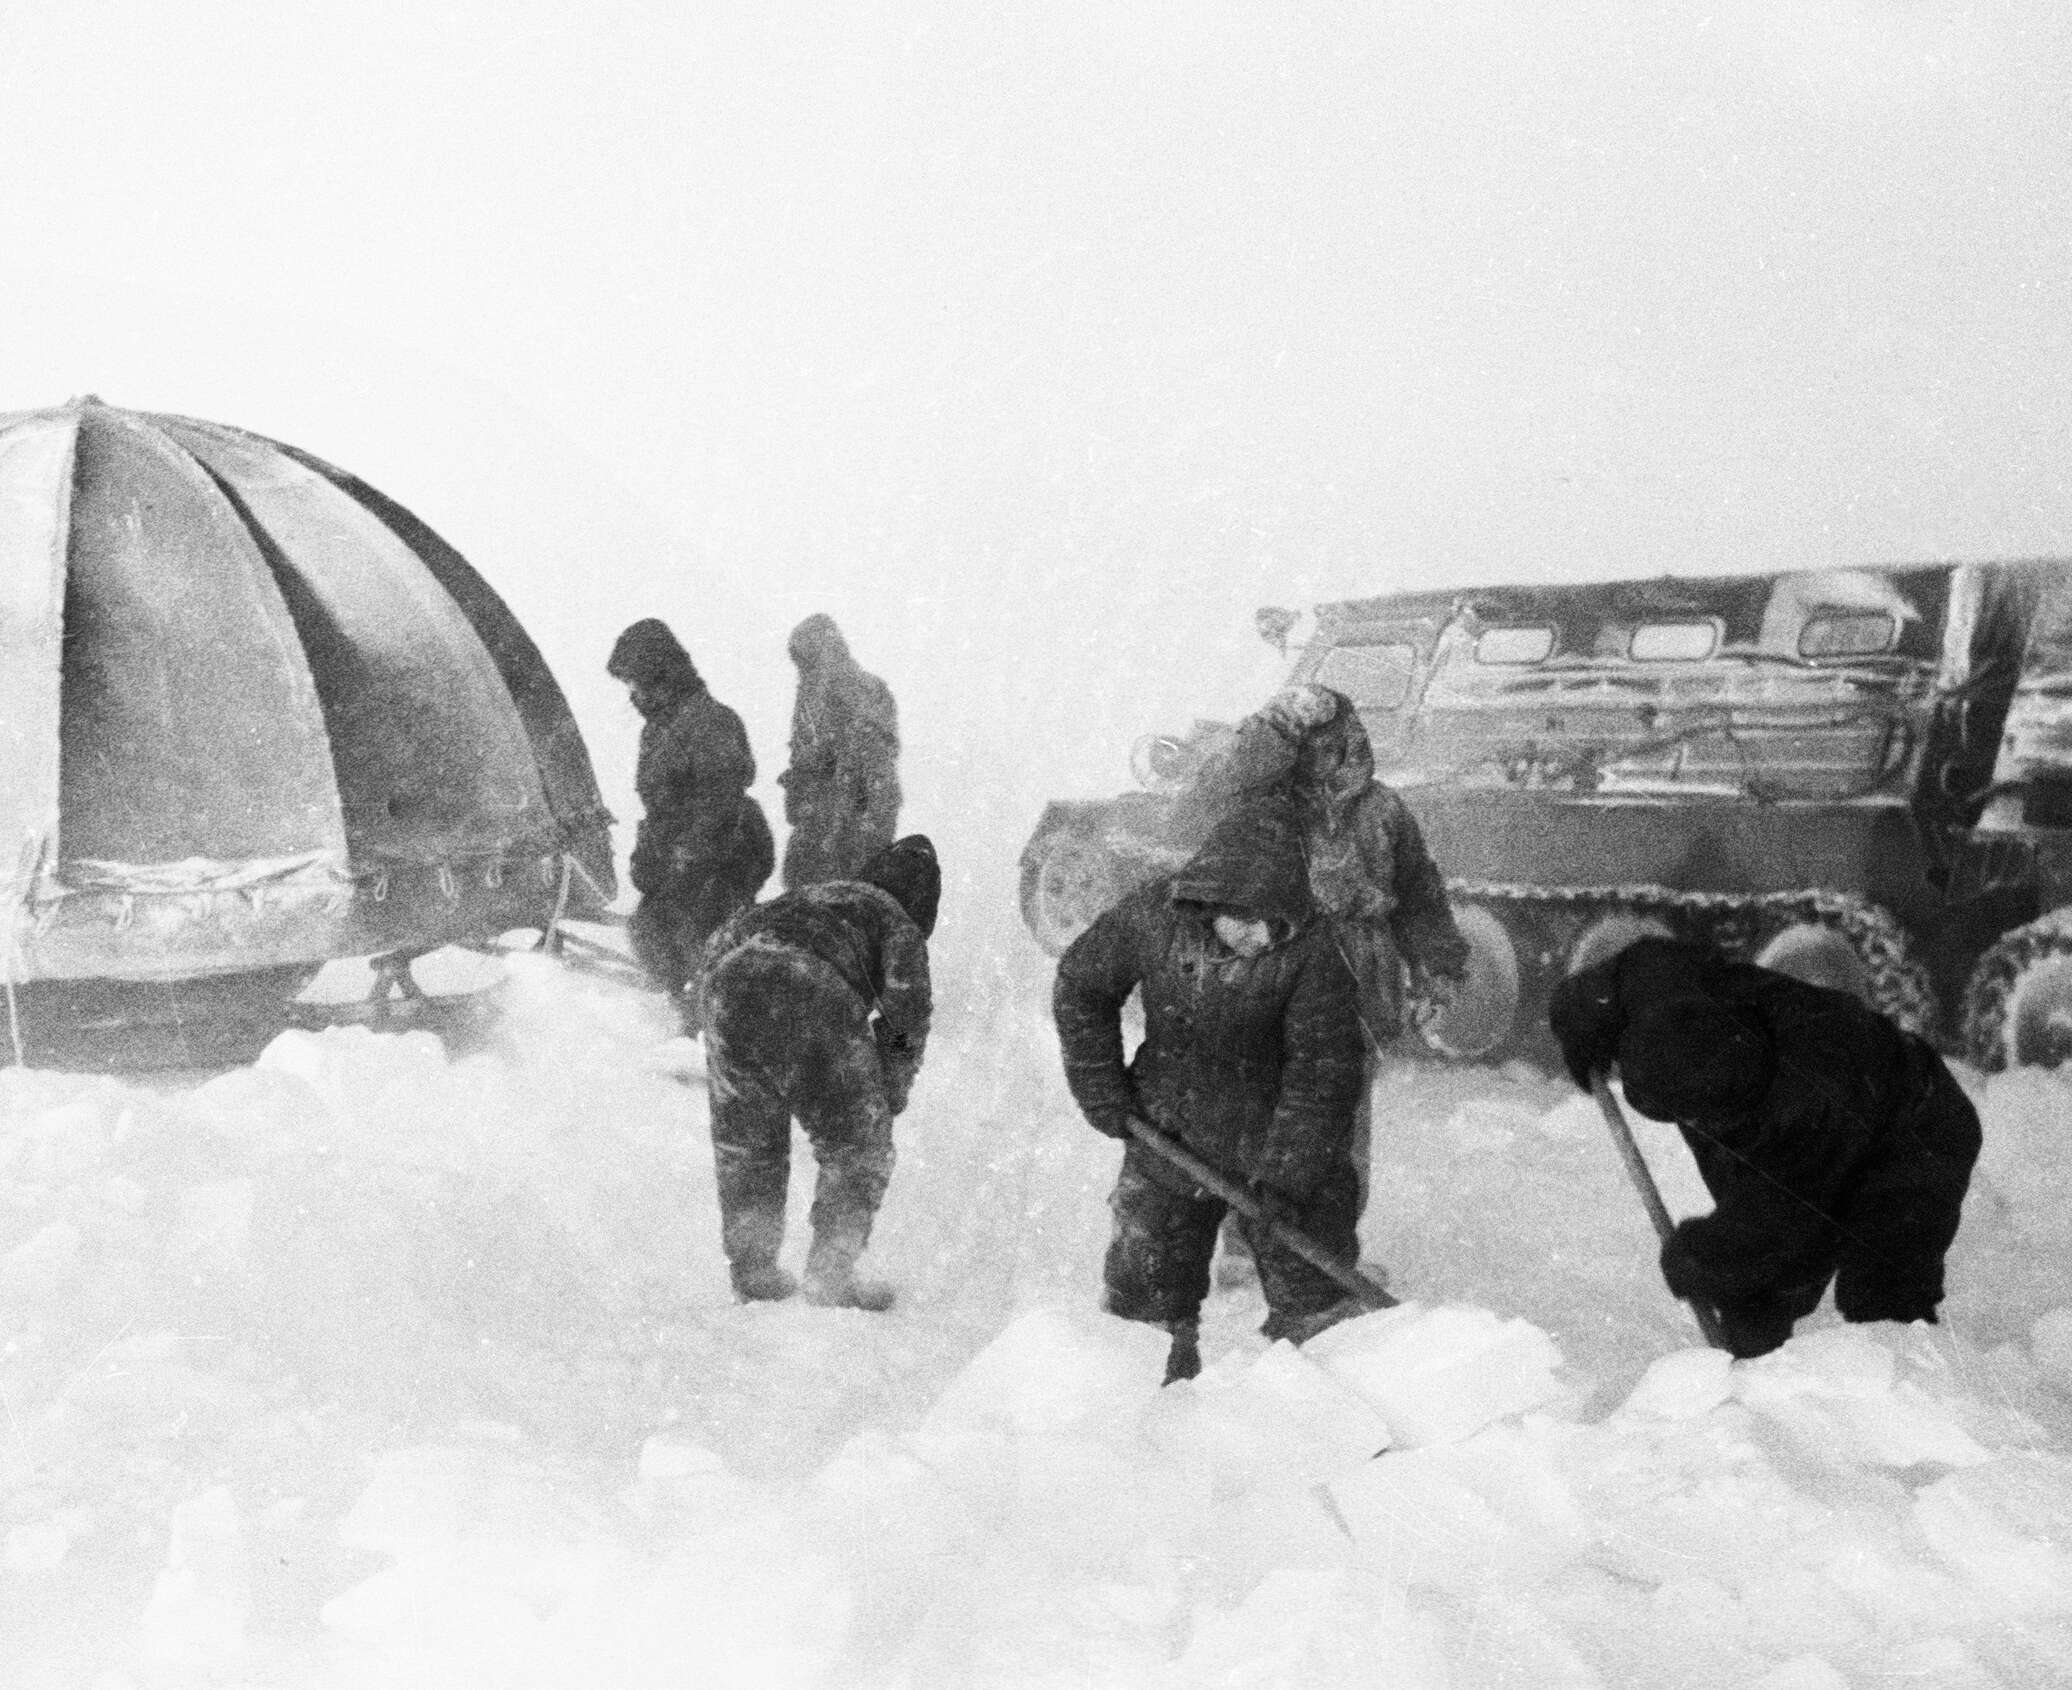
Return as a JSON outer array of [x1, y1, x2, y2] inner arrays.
[[4, 952, 2072, 1686]]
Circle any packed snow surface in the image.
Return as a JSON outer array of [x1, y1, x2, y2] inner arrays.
[[5, 946, 2072, 1688]]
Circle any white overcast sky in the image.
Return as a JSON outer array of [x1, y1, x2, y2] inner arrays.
[[2, 0, 2068, 909]]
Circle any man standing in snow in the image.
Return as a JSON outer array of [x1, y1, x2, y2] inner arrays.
[[607, 619, 774, 1022], [1547, 936, 1982, 1359], [1177, 682, 1469, 1284], [698, 834, 938, 1309], [1053, 800, 1368, 1378], [778, 614, 901, 889]]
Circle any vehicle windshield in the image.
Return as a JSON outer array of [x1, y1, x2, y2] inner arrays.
[[1311, 640, 1417, 709]]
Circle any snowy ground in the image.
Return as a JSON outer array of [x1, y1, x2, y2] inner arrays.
[[5, 933, 2072, 1689]]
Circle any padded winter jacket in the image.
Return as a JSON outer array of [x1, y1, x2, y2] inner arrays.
[[778, 616, 900, 865], [1052, 802, 1365, 1201], [702, 879, 932, 1105], [1548, 937, 1981, 1317], [1176, 694, 1467, 1039], [630, 679, 767, 898]]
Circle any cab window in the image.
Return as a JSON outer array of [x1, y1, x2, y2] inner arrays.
[[1630, 620, 1720, 662], [1474, 626, 1556, 665], [1799, 610, 1898, 659], [1313, 641, 1417, 709]]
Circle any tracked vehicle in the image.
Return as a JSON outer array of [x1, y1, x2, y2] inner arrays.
[[1020, 561, 2072, 1070]]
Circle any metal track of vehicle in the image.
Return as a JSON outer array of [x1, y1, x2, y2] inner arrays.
[[1447, 878, 1940, 1039], [1958, 907, 2072, 1071]]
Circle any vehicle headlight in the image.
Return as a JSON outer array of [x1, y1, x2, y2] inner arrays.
[[1131, 734, 1188, 789]]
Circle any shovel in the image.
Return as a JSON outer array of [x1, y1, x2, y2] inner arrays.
[[1126, 1115, 1397, 1343], [1589, 1074, 1730, 1351]]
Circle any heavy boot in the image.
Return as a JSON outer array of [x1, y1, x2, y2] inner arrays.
[[801, 1229, 895, 1312], [728, 1258, 798, 1302], [1260, 1296, 1365, 1347], [1162, 1318, 1202, 1385]]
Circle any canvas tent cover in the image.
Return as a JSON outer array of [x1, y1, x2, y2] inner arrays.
[[0, 396, 614, 983]]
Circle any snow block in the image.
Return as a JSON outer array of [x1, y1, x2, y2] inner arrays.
[[1734, 1327, 1994, 1471], [921, 1305, 1166, 1437], [1746, 1656, 1851, 1690], [1914, 1455, 2072, 1616], [1329, 1423, 1587, 1595], [1144, 1337, 1391, 1497], [1167, 1566, 1453, 1690], [1194, 1482, 1356, 1605], [903, 1424, 1207, 1582], [1616, 1346, 1736, 1421], [139, 1486, 250, 1667], [2033, 1307, 2072, 1392], [1303, 1302, 1566, 1448]]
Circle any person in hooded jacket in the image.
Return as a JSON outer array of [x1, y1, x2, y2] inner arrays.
[[1182, 684, 1470, 1055], [698, 834, 939, 1310], [1175, 685, 1469, 1288], [607, 619, 774, 1016], [1053, 799, 1368, 1377], [778, 614, 901, 889], [1547, 936, 1981, 1359]]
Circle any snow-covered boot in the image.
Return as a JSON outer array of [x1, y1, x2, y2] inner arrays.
[[1162, 1318, 1202, 1385], [729, 1259, 798, 1303], [802, 1231, 894, 1312], [1260, 1296, 1364, 1347]]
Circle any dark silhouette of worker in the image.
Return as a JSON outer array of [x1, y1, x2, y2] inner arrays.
[[778, 614, 900, 889], [1549, 937, 1982, 1359], [607, 619, 772, 1022]]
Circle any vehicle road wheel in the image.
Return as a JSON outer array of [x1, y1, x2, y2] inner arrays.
[[1419, 903, 1523, 1062], [1755, 923, 1872, 1003], [1963, 920, 2072, 1072], [1567, 912, 1674, 977], [1021, 830, 1119, 956]]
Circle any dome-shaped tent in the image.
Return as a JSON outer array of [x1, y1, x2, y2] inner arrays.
[[0, 396, 613, 1049]]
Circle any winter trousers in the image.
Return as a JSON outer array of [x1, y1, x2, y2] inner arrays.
[[780, 792, 897, 891], [1105, 1142, 1360, 1338], [629, 874, 762, 1013], [702, 946, 896, 1285], [1682, 1039, 1981, 1359], [1220, 1053, 1374, 1270]]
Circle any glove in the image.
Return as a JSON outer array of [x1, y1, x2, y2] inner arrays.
[[1659, 1223, 1741, 1305], [1558, 1040, 1601, 1094], [1086, 1108, 1134, 1142]]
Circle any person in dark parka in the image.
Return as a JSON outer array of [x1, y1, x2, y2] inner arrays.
[[1547, 936, 1982, 1359], [1053, 800, 1368, 1372], [608, 619, 774, 1017], [1179, 685, 1469, 1052], [1176, 684, 1470, 1286], [698, 835, 938, 1309], [778, 614, 901, 889]]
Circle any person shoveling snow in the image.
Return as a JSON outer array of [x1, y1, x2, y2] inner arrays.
[[1052, 798, 1376, 1381], [1549, 936, 1982, 1359], [695, 834, 940, 1309]]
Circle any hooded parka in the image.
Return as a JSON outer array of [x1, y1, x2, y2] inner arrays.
[[1548, 936, 1982, 1358], [699, 836, 938, 1307], [1182, 686, 1467, 1041], [778, 615, 901, 889], [607, 620, 773, 997], [1053, 801, 1366, 1334]]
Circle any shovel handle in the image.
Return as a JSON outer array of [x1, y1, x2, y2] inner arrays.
[[1589, 1076, 1731, 1352], [1125, 1117, 1396, 1311]]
